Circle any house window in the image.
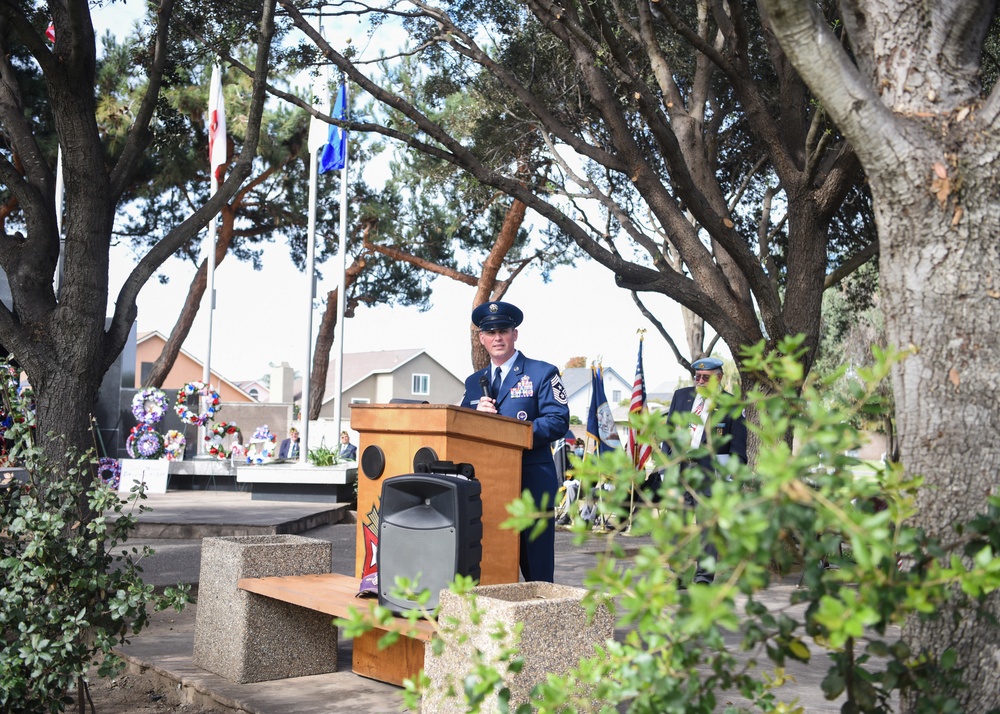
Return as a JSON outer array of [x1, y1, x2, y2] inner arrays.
[[248, 388, 259, 400], [139, 361, 153, 386], [412, 374, 430, 395], [612, 389, 622, 403]]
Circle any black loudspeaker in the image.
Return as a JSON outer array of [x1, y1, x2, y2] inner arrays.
[[377, 472, 483, 614]]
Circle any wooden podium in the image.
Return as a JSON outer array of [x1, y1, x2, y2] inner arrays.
[[347, 404, 532, 685], [350, 403, 533, 587]]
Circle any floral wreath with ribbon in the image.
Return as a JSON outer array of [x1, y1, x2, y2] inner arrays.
[[174, 381, 221, 426], [205, 421, 241, 460], [126, 424, 165, 460], [97, 457, 121, 490], [163, 429, 187, 461], [131, 388, 168, 425], [245, 425, 277, 465]]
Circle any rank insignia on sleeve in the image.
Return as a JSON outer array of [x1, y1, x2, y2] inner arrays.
[[551, 375, 568, 404]]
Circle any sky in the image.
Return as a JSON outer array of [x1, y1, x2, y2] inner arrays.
[[97, 2, 705, 393], [112, 236, 695, 392]]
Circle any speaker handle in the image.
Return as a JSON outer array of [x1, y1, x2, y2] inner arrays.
[[414, 460, 476, 480]]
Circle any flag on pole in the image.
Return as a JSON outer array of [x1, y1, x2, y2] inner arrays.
[[628, 338, 653, 469], [587, 364, 623, 455], [208, 65, 227, 182], [319, 82, 347, 173]]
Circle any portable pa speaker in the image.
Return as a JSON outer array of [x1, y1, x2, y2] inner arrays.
[[377, 472, 483, 614]]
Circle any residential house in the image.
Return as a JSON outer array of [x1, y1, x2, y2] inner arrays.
[[318, 349, 466, 421], [560, 366, 633, 423], [134, 331, 254, 403], [235, 378, 269, 402]]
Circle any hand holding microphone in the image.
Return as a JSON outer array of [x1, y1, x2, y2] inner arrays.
[[477, 374, 497, 413]]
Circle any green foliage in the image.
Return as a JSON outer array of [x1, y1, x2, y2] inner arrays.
[[813, 267, 895, 442], [393, 337, 999, 712], [306, 439, 341, 467], [0, 362, 189, 713]]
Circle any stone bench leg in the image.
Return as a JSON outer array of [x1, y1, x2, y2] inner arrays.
[[423, 582, 614, 712], [192, 535, 338, 683]]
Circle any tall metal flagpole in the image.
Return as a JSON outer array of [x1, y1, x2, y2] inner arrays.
[[203, 64, 226, 453], [332, 81, 349, 443], [301, 145, 317, 463], [201, 174, 218, 454], [203, 173, 218, 389], [302, 58, 328, 464]]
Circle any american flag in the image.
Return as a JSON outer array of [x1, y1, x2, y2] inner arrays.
[[628, 338, 652, 469]]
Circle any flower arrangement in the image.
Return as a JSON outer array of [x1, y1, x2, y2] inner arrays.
[[126, 424, 165, 460], [245, 424, 277, 465], [163, 430, 187, 461], [131, 388, 168, 425], [174, 381, 221, 426], [251, 425, 275, 442], [247, 443, 276, 465], [97, 457, 121, 490], [205, 421, 241, 460]]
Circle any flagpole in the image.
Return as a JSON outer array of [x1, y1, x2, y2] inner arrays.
[[301, 112, 320, 464], [203, 63, 226, 454], [332, 82, 349, 443], [201, 173, 218, 454]]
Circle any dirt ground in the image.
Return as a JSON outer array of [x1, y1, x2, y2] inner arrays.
[[68, 664, 221, 714]]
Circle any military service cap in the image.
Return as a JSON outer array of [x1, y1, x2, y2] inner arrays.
[[472, 301, 524, 330], [691, 357, 724, 371]]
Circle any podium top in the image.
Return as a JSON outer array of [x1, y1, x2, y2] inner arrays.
[[350, 403, 532, 450]]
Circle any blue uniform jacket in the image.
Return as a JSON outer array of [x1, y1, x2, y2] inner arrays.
[[664, 386, 747, 469], [462, 352, 569, 582], [462, 352, 570, 466]]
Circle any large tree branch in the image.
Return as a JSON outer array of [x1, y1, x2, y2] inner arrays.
[[824, 238, 878, 290], [107, 0, 278, 368], [109, 0, 176, 200], [758, 0, 906, 173]]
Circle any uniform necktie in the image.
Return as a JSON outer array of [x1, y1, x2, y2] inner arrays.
[[491, 368, 502, 399], [690, 396, 707, 447]]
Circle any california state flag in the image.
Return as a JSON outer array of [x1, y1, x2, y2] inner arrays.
[[208, 65, 227, 182]]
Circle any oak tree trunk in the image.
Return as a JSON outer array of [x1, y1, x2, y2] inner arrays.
[[875, 148, 1000, 713]]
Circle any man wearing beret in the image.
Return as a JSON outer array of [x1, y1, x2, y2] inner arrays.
[[463, 301, 570, 582], [660, 357, 747, 585]]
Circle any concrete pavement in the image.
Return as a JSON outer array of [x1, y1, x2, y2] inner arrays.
[[109, 490, 878, 713]]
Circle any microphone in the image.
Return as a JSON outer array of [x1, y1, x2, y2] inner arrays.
[[478, 374, 492, 399]]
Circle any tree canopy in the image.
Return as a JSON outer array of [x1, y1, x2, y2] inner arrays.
[[0, 0, 277, 473], [263, 0, 877, 384]]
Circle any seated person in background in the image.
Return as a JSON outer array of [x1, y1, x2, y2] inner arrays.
[[278, 427, 300, 460], [338, 431, 357, 460]]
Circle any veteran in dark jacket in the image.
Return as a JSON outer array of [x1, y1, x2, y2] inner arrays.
[[661, 357, 747, 585], [462, 301, 570, 582]]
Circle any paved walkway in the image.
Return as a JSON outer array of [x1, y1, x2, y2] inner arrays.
[[112, 490, 870, 713]]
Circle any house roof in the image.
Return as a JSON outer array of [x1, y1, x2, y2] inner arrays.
[[320, 349, 459, 405], [560, 366, 631, 400], [136, 330, 254, 400]]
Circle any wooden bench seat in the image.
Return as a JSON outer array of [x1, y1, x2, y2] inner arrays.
[[237, 572, 434, 685]]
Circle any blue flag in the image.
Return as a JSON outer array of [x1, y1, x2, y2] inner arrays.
[[319, 83, 347, 173], [586, 365, 622, 455]]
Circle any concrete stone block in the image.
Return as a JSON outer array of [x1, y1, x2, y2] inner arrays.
[[192, 535, 337, 683], [423, 582, 614, 713]]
